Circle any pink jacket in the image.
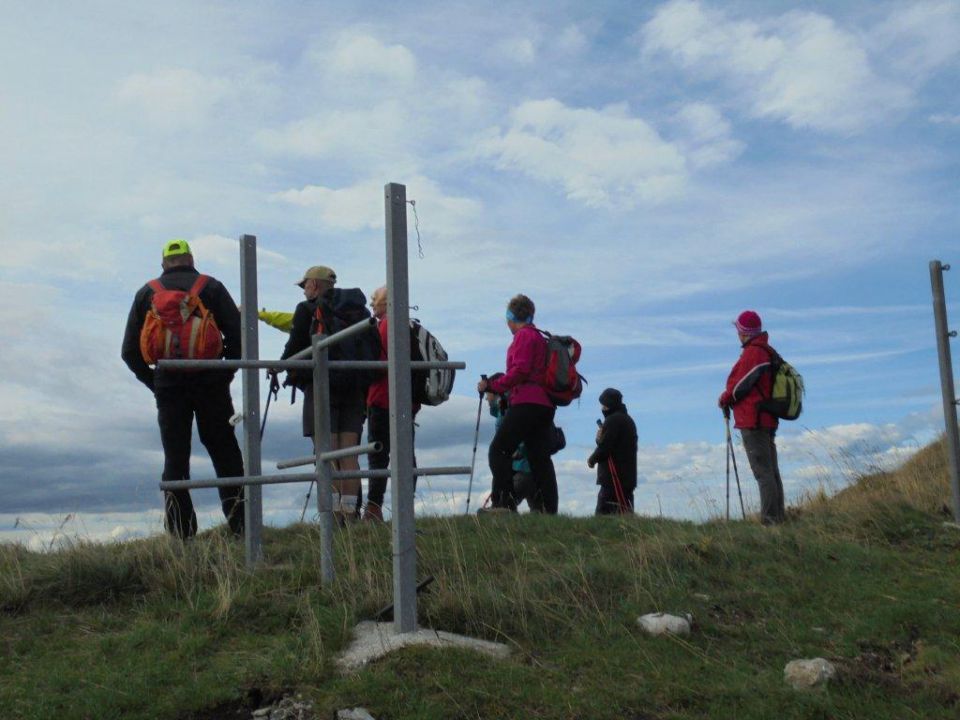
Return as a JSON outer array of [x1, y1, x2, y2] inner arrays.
[[487, 324, 552, 408]]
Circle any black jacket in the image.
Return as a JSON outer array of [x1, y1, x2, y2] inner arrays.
[[588, 404, 638, 490], [121, 266, 241, 391]]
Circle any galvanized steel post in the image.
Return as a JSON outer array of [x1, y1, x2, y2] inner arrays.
[[930, 260, 960, 522], [240, 234, 263, 565], [385, 182, 417, 633], [312, 333, 336, 584]]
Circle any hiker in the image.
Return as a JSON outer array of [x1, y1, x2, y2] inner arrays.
[[718, 310, 786, 525], [477, 294, 558, 514], [587, 388, 638, 515], [121, 239, 245, 539], [280, 266, 370, 524], [364, 285, 419, 521], [485, 384, 566, 512]]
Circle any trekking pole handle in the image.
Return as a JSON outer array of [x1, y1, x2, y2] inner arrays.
[[479, 374, 488, 397]]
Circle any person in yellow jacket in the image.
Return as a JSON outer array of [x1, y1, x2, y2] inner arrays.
[[258, 309, 294, 333]]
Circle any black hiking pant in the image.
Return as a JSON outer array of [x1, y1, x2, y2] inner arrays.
[[740, 428, 785, 525], [366, 405, 417, 509], [155, 381, 245, 539], [595, 483, 635, 515], [488, 403, 558, 513]]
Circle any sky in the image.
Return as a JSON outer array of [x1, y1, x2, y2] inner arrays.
[[1, 0, 959, 549]]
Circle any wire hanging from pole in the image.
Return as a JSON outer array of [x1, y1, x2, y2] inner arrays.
[[407, 199, 424, 259]]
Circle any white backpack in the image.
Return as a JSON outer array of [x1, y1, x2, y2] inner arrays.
[[410, 320, 454, 406]]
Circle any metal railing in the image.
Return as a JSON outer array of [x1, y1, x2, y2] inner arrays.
[[930, 260, 960, 522], [156, 184, 470, 634]]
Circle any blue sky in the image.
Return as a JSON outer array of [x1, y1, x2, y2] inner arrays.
[[1, 0, 958, 547]]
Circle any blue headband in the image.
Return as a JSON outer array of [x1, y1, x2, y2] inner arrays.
[[506, 310, 531, 323]]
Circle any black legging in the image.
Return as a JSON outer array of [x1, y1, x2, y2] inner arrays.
[[488, 403, 558, 513]]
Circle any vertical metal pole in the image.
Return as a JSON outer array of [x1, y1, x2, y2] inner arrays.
[[930, 261, 960, 522], [385, 182, 417, 633], [240, 234, 263, 566], [313, 334, 335, 584]]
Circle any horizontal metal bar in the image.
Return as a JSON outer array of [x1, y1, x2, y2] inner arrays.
[[331, 466, 472, 480], [158, 359, 465, 372], [288, 317, 377, 360], [160, 472, 315, 491], [157, 359, 314, 371], [159, 466, 472, 491], [329, 360, 466, 370], [277, 442, 383, 469]]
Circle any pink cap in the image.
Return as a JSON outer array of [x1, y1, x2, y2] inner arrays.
[[734, 310, 762, 336]]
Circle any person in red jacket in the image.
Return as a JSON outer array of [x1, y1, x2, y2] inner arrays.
[[477, 294, 558, 513], [363, 285, 419, 521], [718, 310, 786, 525]]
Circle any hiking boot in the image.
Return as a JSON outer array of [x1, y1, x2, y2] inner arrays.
[[362, 503, 384, 522]]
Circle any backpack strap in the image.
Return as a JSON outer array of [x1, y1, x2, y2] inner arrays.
[[188, 274, 210, 296], [147, 279, 166, 294]]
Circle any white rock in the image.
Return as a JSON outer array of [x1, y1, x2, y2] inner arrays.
[[637, 612, 692, 636], [338, 709, 376, 720], [784, 658, 837, 690]]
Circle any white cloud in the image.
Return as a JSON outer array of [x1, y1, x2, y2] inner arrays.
[[674, 102, 744, 168], [556, 25, 589, 55], [320, 33, 418, 82], [270, 175, 482, 236], [495, 37, 537, 64], [478, 98, 688, 208], [256, 101, 410, 163], [190, 234, 289, 270], [929, 113, 960, 125], [641, 0, 912, 132], [115, 67, 229, 131], [871, 0, 960, 78]]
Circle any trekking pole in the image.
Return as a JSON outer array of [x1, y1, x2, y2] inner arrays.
[[300, 480, 314, 523], [607, 458, 629, 514], [464, 375, 487, 515], [724, 409, 731, 521], [725, 415, 746, 520], [260, 370, 280, 440]]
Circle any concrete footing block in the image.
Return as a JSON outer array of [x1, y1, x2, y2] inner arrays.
[[336, 621, 511, 674]]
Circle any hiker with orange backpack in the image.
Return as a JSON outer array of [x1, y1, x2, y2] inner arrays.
[[718, 310, 786, 525], [477, 294, 559, 514], [587, 388, 637, 515], [121, 239, 245, 539]]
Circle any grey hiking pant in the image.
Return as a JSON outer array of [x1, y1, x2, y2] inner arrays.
[[740, 428, 785, 525]]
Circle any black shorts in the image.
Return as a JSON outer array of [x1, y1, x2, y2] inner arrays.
[[302, 384, 366, 437]]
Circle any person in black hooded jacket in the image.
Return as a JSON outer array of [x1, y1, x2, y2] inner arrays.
[[121, 239, 245, 539], [587, 388, 638, 514]]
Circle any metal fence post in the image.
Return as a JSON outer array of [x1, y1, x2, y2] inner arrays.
[[930, 260, 960, 522], [385, 182, 417, 633], [313, 333, 336, 584], [240, 234, 263, 565]]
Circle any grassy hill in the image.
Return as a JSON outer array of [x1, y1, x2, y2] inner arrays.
[[2, 440, 959, 719]]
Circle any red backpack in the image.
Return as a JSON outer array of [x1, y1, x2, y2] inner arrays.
[[139, 275, 223, 366], [538, 330, 585, 406]]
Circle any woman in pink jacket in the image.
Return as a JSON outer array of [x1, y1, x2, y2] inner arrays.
[[477, 294, 558, 513]]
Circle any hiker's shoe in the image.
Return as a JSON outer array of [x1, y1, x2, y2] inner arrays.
[[362, 503, 384, 522]]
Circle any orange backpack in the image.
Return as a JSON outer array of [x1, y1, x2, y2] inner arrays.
[[139, 275, 223, 366]]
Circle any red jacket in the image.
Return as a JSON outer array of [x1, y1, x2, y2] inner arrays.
[[366, 318, 421, 413], [487, 324, 552, 408], [721, 333, 778, 430]]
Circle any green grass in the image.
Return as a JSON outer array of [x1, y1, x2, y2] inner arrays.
[[2, 444, 960, 719]]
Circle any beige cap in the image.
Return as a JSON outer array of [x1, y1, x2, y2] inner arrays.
[[297, 265, 337, 288]]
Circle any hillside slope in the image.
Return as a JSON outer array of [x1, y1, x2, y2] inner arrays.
[[1, 441, 959, 719]]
